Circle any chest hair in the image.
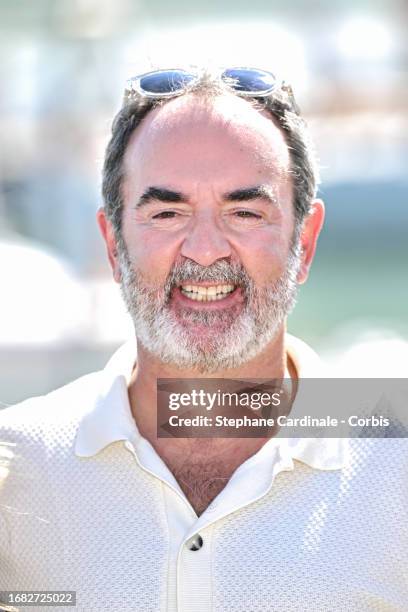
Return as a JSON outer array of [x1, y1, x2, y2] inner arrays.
[[171, 460, 232, 516]]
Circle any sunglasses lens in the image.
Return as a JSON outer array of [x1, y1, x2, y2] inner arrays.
[[222, 68, 276, 93], [138, 70, 197, 95]]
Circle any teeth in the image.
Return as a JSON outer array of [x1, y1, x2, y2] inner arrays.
[[180, 283, 236, 301]]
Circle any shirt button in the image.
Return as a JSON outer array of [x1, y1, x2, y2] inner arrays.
[[186, 534, 203, 551]]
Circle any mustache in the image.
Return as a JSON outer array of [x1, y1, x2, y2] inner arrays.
[[163, 259, 253, 299]]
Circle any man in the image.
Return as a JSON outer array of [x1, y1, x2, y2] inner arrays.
[[0, 68, 406, 611]]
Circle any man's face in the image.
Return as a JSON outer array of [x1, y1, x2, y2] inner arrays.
[[112, 94, 304, 372]]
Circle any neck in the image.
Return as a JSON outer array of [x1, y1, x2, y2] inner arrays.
[[128, 326, 289, 460]]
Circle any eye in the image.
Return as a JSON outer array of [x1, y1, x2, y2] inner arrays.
[[232, 210, 263, 222], [151, 210, 178, 219], [234, 210, 263, 219]]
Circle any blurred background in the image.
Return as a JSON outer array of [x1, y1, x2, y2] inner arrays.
[[1, 0, 407, 405]]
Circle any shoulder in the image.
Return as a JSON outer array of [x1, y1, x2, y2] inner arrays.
[[0, 370, 103, 453], [0, 370, 105, 526], [345, 437, 408, 493]]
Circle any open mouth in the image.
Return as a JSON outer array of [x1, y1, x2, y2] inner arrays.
[[179, 283, 236, 302]]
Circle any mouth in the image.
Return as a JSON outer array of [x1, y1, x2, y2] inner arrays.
[[179, 283, 236, 302], [170, 281, 244, 312]]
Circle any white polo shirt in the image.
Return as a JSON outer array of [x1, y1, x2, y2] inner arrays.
[[0, 335, 407, 612]]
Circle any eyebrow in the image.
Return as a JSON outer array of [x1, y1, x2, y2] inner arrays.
[[136, 187, 187, 208], [224, 186, 279, 208], [135, 185, 279, 209]]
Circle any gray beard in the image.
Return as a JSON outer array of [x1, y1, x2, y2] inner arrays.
[[118, 241, 302, 374]]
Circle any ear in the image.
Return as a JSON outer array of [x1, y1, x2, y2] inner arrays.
[[296, 199, 325, 285], [96, 207, 122, 283]]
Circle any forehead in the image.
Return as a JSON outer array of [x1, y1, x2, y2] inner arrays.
[[122, 93, 291, 188]]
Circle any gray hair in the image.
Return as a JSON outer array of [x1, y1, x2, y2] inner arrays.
[[102, 73, 319, 241]]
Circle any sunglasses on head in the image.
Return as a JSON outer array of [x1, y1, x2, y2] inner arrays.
[[124, 67, 295, 102]]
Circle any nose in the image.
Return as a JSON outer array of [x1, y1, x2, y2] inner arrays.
[[180, 214, 232, 266]]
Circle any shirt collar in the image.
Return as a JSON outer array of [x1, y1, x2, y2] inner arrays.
[[280, 333, 348, 470], [74, 334, 348, 471], [74, 341, 139, 457]]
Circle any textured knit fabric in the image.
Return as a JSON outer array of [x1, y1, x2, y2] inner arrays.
[[0, 335, 407, 612]]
